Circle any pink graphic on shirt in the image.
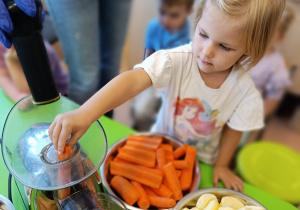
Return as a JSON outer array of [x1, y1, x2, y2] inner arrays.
[[173, 97, 222, 141]]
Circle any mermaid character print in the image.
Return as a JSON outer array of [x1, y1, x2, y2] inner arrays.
[[173, 97, 223, 151]]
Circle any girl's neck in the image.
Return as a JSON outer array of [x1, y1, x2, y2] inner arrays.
[[199, 68, 232, 89]]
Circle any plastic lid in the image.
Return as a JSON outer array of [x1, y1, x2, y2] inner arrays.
[[1, 96, 107, 191], [237, 141, 300, 204]]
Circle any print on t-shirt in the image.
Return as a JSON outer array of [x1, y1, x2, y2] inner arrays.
[[173, 97, 224, 151]]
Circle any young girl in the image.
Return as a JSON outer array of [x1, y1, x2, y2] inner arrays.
[[49, 0, 285, 192]]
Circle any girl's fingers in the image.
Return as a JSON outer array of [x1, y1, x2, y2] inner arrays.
[[230, 181, 239, 191], [67, 131, 85, 149], [48, 121, 56, 141], [57, 125, 72, 154], [213, 173, 219, 187], [223, 180, 232, 190], [52, 123, 62, 151], [235, 178, 244, 192]]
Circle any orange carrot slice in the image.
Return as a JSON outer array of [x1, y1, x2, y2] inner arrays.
[[148, 196, 176, 209], [114, 157, 164, 177], [176, 170, 182, 178], [143, 186, 159, 196], [127, 135, 163, 145], [111, 176, 140, 206], [173, 160, 189, 169], [117, 146, 156, 167], [110, 161, 163, 189], [180, 146, 197, 190], [162, 162, 183, 201], [151, 184, 173, 198], [156, 148, 167, 170], [131, 181, 150, 209], [57, 145, 72, 200], [160, 144, 174, 162], [126, 140, 159, 150], [173, 144, 188, 159]]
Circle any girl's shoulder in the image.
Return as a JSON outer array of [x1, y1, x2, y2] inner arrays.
[[167, 42, 193, 54], [230, 67, 260, 96]]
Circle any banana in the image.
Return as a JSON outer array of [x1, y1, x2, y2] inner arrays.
[[220, 196, 245, 209], [196, 194, 219, 209]]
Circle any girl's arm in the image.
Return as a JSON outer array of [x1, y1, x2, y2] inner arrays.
[[0, 67, 29, 102], [5, 48, 30, 93], [213, 125, 244, 192], [264, 98, 280, 119], [49, 68, 152, 154]]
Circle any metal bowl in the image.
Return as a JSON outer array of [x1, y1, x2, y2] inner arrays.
[[174, 188, 267, 210], [100, 133, 201, 210]]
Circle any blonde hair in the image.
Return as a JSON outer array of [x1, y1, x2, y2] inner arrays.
[[194, 0, 285, 69], [278, 3, 295, 37]]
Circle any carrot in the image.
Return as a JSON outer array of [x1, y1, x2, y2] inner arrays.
[[162, 162, 183, 201], [83, 158, 101, 183], [176, 170, 182, 177], [126, 140, 159, 150], [111, 176, 140, 206], [86, 176, 97, 193], [110, 161, 163, 189], [160, 144, 174, 162], [173, 160, 189, 169], [173, 144, 188, 159], [57, 145, 72, 199], [151, 184, 173, 198], [57, 145, 72, 161], [180, 146, 197, 190], [143, 186, 159, 196], [131, 181, 150, 209], [127, 135, 163, 145], [114, 157, 164, 177], [148, 196, 176, 209], [156, 148, 167, 170], [117, 146, 156, 167]]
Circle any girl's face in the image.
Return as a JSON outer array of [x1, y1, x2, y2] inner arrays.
[[192, 3, 247, 73], [183, 106, 198, 119]]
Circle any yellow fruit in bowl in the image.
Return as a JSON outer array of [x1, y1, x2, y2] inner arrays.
[[196, 194, 218, 209], [220, 196, 245, 209], [244, 206, 265, 210], [218, 207, 235, 210], [203, 200, 219, 210]]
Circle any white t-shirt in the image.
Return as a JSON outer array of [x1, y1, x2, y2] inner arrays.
[[134, 43, 264, 165]]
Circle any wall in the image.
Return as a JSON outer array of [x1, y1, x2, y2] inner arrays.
[[278, 0, 300, 95]]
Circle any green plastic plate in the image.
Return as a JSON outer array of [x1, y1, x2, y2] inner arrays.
[[237, 141, 300, 204]]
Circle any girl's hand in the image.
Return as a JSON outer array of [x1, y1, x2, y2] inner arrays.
[[213, 166, 244, 192], [48, 108, 93, 154]]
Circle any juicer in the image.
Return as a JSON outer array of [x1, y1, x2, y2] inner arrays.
[[0, 1, 123, 209]]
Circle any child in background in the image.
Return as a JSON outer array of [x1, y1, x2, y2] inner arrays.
[[132, 0, 194, 131], [0, 42, 69, 103], [250, 3, 294, 119], [49, 0, 285, 192]]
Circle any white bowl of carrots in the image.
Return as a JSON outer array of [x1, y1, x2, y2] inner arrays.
[[100, 133, 201, 210]]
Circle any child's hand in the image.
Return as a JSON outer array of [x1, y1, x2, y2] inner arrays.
[[48, 109, 92, 154], [213, 166, 244, 192]]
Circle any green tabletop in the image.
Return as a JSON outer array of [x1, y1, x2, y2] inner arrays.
[[0, 89, 297, 210]]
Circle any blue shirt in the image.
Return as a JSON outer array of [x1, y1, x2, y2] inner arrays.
[[145, 19, 191, 51]]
